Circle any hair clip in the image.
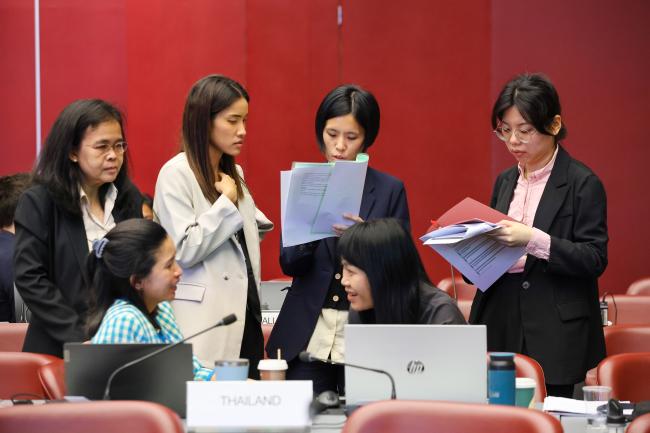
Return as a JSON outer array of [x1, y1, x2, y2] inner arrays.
[[92, 238, 109, 259]]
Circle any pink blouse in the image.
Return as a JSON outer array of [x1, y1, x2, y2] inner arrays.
[[506, 146, 558, 273]]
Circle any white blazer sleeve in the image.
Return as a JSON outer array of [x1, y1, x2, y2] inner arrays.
[[154, 157, 244, 268]]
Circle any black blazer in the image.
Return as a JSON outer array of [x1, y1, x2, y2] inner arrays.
[[469, 145, 607, 384], [266, 167, 411, 362], [13, 182, 142, 358]]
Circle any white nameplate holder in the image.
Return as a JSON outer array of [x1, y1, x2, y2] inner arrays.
[[186, 380, 313, 429]]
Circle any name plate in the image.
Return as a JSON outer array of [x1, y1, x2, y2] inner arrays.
[[186, 380, 313, 429]]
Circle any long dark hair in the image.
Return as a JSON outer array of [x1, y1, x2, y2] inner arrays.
[[85, 219, 168, 338], [492, 73, 567, 143], [315, 84, 380, 153], [34, 99, 131, 215], [182, 74, 248, 203], [338, 218, 429, 323]]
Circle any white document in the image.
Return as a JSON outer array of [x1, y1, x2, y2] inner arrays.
[[281, 154, 368, 247], [420, 221, 525, 291], [542, 396, 633, 416]]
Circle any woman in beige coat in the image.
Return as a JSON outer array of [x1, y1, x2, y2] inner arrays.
[[154, 75, 272, 378]]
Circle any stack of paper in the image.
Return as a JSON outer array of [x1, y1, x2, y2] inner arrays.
[[281, 154, 369, 247], [420, 197, 525, 291]]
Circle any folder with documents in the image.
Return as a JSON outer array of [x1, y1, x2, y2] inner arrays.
[[420, 198, 525, 291]]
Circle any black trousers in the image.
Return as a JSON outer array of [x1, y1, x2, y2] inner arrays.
[[239, 306, 263, 380]]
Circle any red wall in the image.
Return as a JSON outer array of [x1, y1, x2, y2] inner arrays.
[[1, 0, 648, 292]]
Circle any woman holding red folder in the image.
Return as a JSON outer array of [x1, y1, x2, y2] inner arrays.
[[469, 73, 607, 398]]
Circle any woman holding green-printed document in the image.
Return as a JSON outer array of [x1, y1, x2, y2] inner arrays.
[[266, 84, 411, 395]]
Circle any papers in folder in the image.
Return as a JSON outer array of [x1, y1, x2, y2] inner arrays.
[[281, 154, 369, 247], [419, 197, 525, 291]]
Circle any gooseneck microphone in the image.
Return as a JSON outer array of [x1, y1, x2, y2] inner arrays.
[[299, 351, 397, 399], [103, 313, 237, 400]]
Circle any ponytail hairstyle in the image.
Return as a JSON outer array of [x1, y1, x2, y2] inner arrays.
[[338, 218, 429, 324], [85, 218, 168, 338]]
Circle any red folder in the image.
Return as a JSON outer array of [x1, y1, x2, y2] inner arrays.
[[427, 197, 512, 233]]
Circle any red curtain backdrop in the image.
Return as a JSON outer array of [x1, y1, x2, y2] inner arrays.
[[1, 0, 648, 292]]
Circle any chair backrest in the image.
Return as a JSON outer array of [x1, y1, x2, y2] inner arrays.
[[607, 295, 650, 325], [0, 322, 28, 351], [627, 278, 650, 296], [627, 413, 650, 433], [0, 400, 184, 433], [341, 400, 562, 433], [596, 352, 650, 401], [0, 352, 60, 399], [37, 357, 66, 399], [514, 353, 547, 403], [437, 277, 478, 300], [604, 325, 650, 356]]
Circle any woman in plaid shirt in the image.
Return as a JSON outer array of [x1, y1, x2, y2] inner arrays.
[[85, 219, 213, 380]]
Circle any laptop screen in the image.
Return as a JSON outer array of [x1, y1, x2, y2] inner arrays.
[[63, 343, 194, 416], [344, 324, 487, 405]]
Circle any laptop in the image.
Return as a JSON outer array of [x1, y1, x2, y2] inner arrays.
[[63, 343, 194, 417], [344, 324, 487, 405]]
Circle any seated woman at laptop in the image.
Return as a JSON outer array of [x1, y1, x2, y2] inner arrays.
[[85, 219, 213, 381], [339, 218, 465, 325]]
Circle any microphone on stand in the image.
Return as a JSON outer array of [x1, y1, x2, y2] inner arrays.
[[103, 313, 237, 400], [299, 351, 397, 399]]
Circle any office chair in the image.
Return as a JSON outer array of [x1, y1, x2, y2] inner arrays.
[[627, 413, 650, 433], [37, 357, 66, 399], [514, 353, 547, 403], [0, 322, 28, 352], [627, 277, 650, 296], [585, 325, 650, 386], [341, 400, 562, 433], [596, 352, 650, 401], [0, 400, 184, 433], [0, 352, 60, 400]]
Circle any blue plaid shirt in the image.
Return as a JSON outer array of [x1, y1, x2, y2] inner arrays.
[[91, 299, 213, 381]]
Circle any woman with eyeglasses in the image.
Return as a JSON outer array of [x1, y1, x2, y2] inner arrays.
[[13, 99, 144, 358], [469, 74, 607, 397]]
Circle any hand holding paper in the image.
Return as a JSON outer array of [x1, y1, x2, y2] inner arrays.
[[489, 219, 533, 247], [420, 197, 525, 291], [332, 213, 364, 236]]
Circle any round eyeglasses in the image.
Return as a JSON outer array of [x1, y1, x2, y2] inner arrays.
[[493, 125, 537, 144]]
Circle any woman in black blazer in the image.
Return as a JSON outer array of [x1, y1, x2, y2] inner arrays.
[[469, 74, 607, 397], [13, 100, 143, 358], [266, 85, 410, 394]]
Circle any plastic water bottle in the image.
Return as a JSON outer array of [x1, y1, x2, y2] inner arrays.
[[488, 352, 515, 405]]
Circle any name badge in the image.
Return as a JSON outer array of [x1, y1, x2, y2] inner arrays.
[[186, 381, 312, 429]]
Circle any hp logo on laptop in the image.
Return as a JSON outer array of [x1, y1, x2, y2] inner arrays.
[[406, 360, 425, 374]]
